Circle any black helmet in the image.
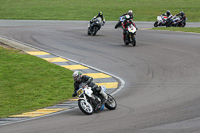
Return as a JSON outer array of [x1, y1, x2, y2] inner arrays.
[[166, 10, 171, 15], [98, 11, 103, 16], [180, 11, 184, 15]]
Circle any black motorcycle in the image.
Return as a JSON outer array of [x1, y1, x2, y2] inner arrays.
[[88, 17, 104, 36], [166, 16, 187, 27], [123, 24, 137, 47]]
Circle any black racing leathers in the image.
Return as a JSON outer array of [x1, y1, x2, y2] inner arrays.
[[73, 75, 100, 97], [175, 13, 186, 20]]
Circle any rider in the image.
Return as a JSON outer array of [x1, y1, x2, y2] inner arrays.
[[90, 11, 105, 28], [121, 14, 137, 39], [161, 10, 173, 27], [175, 11, 186, 20], [161, 10, 173, 19], [72, 71, 108, 103], [115, 10, 134, 29]]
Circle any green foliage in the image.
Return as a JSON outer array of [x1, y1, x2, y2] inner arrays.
[[0, 47, 74, 118], [0, 0, 199, 21]]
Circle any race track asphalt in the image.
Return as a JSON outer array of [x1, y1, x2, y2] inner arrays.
[[0, 20, 200, 133]]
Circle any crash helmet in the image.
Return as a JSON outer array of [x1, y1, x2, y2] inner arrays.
[[125, 14, 130, 20], [180, 11, 184, 15], [128, 10, 133, 14], [98, 11, 103, 16], [127, 10, 133, 17], [166, 10, 171, 16], [73, 71, 82, 82], [125, 15, 131, 23]]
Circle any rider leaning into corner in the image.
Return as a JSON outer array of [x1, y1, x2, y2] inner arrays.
[[161, 10, 173, 22], [121, 15, 137, 39], [115, 10, 134, 29], [72, 71, 108, 103], [175, 11, 186, 21], [89, 11, 106, 29]]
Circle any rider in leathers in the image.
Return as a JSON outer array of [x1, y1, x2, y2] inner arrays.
[[161, 10, 173, 26], [90, 11, 105, 29], [175, 11, 186, 21], [121, 15, 137, 39], [72, 71, 108, 102], [115, 10, 134, 29], [161, 10, 173, 20]]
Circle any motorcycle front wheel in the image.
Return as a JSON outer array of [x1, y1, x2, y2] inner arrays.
[[92, 26, 98, 36], [78, 99, 94, 115], [130, 34, 136, 47], [154, 21, 158, 27], [87, 27, 91, 35], [105, 94, 117, 110]]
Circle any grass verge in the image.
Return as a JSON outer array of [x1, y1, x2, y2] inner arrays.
[[151, 27, 200, 33], [0, 0, 199, 22], [0, 46, 74, 118]]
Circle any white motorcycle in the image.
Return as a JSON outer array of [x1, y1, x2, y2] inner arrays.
[[124, 24, 137, 46], [154, 15, 167, 27], [76, 83, 117, 115]]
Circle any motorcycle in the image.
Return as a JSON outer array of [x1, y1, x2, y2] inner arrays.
[[88, 17, 104, 36], [166, 16, 187, 27], [123, 24, 137, 46], [114, 15, 125, 29], [154, 16, 167, 27], [76, 83, 117, 115]]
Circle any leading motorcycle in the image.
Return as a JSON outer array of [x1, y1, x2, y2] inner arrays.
[[76, 83, 117, 115], [166, 16, 187, 27], [88, 17, 104, 36], [123, 24, 137, 46]]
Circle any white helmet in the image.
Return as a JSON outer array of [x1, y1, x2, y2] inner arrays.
[[73, 71, 82, 82], [128, 10, 133, 14]]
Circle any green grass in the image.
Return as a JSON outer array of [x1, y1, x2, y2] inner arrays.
[[0, 47, 74, 118], [151, 27, 200, 33], [0, 0, 199, 22]]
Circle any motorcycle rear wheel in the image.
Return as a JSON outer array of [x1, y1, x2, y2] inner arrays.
[[105, 94, 117, 110], [123, 37, 129, 45], [78, 99, 94, 115]]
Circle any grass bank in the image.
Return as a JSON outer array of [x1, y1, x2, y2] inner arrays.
[[0, 47, 74, 118], [0, 0, 199, 22], [151, 27, 200, 33]]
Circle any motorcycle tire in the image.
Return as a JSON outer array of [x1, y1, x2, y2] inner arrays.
[[92, 26, 98, 36], [182, 22, 186, 27], [87, 27, 91, 35], [105, 94, 117, 110], [131, 35, 136, 47], [78, 99, 94, 115], [123, 37, 129, 45], [154, 21, 158, 27]]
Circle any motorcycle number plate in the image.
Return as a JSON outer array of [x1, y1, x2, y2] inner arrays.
[[77, 88, 83, 96]]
